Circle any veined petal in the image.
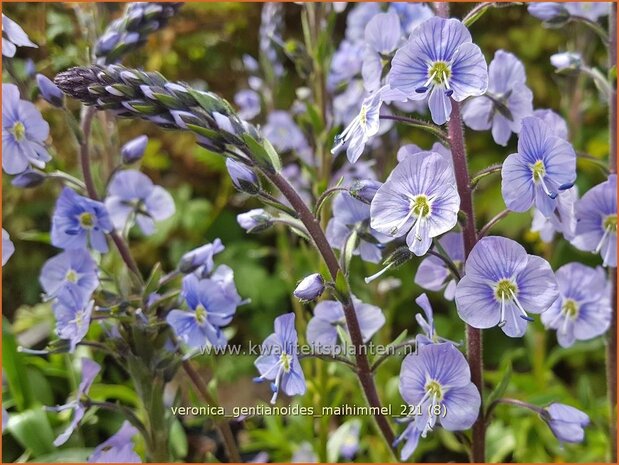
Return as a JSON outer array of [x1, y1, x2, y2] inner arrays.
[[501, 153, 535, 212]]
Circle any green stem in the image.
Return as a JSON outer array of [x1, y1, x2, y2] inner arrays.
[[262, 168, 397, 456]]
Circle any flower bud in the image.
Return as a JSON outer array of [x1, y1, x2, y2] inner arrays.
[[542, 403, 589, 443], [11, 169, 46, 188], [179, 238, 225, 274], [237, 209, 272, 233], [121, 135, 148, 164], [226, 158, 260, 194], [550, 52, 582, 72], [36, 74, 64, 107], [293, 273, 325, 301], [349, 179, 382, 204]]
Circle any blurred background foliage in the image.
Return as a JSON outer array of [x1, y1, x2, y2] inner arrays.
[[2, 2, 612, 463]]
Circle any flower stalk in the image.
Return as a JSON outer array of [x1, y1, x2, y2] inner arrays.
[[436, 2, 485, 461], [607, 3, 617, 461]]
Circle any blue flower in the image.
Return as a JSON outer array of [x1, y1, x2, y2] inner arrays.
[[121, 135, 148, 164], [572, 175, 616, 267], [328, 40, 363, 90], [166, 273, 239, 349], [415, 232, 463, 301], [306, 297, 385, 352], [210, 264, 248, 308], [262, 111, 309, 154], [541, 263, 611, 347], [533, 109, 569, 140], [88, 421, 141, 463], [361, 12, 401, 92], [397, 142, 454, 177], [2, 229, 14, 266], [395, 343, 480, 460], [2, 83, 51, 175], [39, 249, 99, 306], [543, 403, 590, 443], [179, 238, 225, 275], [2, 14, 37, 57], [51, 188, 113, 253], [53, 293, 95, 352], [51, 358, 100, 446], [388, 3, 434, 36], [501, 116, 576, 217], [234, 89, 261, 120], [345, 3, 382, 42], [329, 420, 361, 461], [455, 236, 559, 337], [331, 88, 384, 163], [327, 192, 391, 264], [104, 170, 175, 235], [293, 273, 325, 302], [527, 3, 571, 22], [414, 293, 458, 347], [388, 17, 488, 125], [254, 313, 306, 404], [529, 3, 609, 22], [36, 74, 64, 107], [531, 187, 578, 243], [370, 151, 460, 256], [291, 443, 318, 463], [462, 50, 533, 146]]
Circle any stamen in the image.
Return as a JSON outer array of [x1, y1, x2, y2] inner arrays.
[[364, 263, 394, 284], [498, 292, 506, 327], [538, 177, 558, 199], [595, 227, 611, 254], [390, 208, 415, 235], [509, 289, 534, 322]]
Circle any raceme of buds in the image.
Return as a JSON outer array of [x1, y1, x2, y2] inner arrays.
[[293, 273, 325, 301], [94, 2, 183, 65], [226, 158, 260, 194], [121, 135, 148, 164], [36, 73, 64, 107], [54, 65, 281, 171]]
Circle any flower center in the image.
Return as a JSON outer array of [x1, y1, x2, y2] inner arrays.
[[604, 214, 617, 233], [531, 160, 546, 182], [495, 279, 518, 300], [358, 104, 368, 127], [65, 269, 78, 283], [410, 195, 431, 218], [74, 310, 84, 327], [425, 379, 443, 401], [561, 299, 580, 319], [429, 61, 451, 85], [279, 352, 292, 373], [195, 304, 208, 324], [79, 212, 95, 229], [12, 121, 26, 142]]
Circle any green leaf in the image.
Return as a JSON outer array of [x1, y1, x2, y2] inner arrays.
[[31, 448, 93, 463], [242, 134, 281, 173], [486, 362, 512, 408], [341, 230, 359, 276], [144, 262, 163, 297], [7, 408, 55, 457], [3, 318, 34, 410], [170, 417, 189, 459]]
